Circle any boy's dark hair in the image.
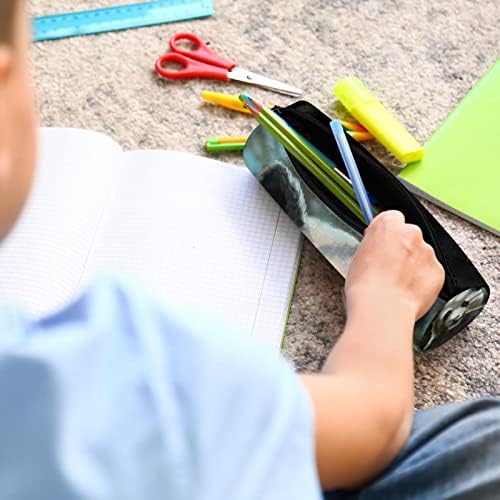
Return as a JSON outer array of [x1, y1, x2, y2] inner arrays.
[[0, 0, 18, 45]]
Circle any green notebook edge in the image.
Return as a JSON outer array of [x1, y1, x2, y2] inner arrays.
[[280, 238, 304, 351], [399, 60, 500, 236]]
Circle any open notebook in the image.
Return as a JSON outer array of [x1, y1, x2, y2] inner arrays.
[[0, 128, 302, 348]]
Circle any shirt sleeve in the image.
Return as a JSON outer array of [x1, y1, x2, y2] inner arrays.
[[0, 278, 322, 500]]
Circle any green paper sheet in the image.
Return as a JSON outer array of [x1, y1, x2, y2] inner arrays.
[[399, 60, 500, 236]]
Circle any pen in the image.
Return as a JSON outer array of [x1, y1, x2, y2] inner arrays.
[[330, 119, 374, 224]]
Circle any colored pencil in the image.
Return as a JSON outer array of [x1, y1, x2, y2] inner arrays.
[[240, 94, 366, 222], [347, 130, 373, 142]]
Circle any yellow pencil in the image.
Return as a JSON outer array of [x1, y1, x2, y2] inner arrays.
[[201, 91, 251, 114]]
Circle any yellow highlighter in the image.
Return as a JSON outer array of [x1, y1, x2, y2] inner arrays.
[[334, 77, 424, 163]]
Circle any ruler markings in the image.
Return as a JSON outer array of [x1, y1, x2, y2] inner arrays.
[[34, 1, 214, 42]]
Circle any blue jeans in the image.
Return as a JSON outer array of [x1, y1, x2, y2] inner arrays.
[[326, 397, 500, 499]]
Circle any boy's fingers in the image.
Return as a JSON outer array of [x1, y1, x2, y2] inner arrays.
[[405, 224, 424, 243], [422, 242, 436, 257], [365, 210, 404, 235], [375, 210, 405, 225]]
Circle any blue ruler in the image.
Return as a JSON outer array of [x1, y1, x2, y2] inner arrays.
[[33, 0, 214, 42]]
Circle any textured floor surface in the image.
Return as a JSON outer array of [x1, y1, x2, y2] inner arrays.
[[31, 0, 499, 407]]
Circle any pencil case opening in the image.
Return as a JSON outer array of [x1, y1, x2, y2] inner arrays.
[[243, 100, 490, 352]]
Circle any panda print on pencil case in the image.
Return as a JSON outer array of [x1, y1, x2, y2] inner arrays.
[[256, 161, 360, 267], [257, 162, 306, 227]]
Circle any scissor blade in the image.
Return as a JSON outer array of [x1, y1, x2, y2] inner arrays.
[[228, 67, 302, 97]]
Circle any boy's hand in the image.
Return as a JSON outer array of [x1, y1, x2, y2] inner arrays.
[[302, 211, 445, 490], [345, 210, 445, 321]]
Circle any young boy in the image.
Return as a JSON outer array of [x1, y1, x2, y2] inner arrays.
[[0, 1, 499, 498]]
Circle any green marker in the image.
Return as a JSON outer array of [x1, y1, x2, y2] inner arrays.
[[205, 137, 247, 153]]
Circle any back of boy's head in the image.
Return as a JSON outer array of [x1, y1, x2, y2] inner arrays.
[[0, 0, 18, 46], [0, 0, 38, 241]]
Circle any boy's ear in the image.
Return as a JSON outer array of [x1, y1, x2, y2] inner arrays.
[[0, 46, 13, 82]]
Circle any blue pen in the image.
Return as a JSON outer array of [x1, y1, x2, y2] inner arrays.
[[330, 119, 374, 224]]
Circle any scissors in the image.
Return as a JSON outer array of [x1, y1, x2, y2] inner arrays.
[[155, 33, 302, 97]]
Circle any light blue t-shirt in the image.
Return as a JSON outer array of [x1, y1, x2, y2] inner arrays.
[[0, 278, 321, 500]]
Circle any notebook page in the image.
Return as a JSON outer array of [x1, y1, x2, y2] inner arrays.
[[252, 211, 303, 346], [82, 150, 302, 347], [0, 128, 121, 316]]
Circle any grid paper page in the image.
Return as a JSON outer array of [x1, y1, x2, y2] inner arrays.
[[252, 211, 303, 346], [81, 150, 302, 346], [0, 128, 121, 316]]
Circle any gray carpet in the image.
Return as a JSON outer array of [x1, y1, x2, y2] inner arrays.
[[31, 0, 499, 407]]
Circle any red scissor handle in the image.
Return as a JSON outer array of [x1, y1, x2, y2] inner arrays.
[[155, 52, 229, 81], [169, 32, 236, 70]]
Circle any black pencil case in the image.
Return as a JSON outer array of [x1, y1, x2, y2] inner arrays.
[[243, 100, 489, 351]]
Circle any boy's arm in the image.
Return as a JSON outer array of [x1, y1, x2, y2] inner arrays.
[[300, 211, 445, 491]]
